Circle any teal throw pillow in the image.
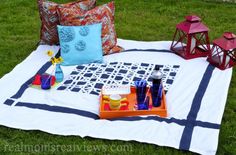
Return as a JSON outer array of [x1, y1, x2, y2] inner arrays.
[[58, 23, 103, 66]]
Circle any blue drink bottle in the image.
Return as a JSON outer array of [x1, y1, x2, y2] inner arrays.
[[55, 64, 64, 83], [151, 65, 163, 107]]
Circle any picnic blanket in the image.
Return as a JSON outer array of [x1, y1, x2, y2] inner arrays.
[[0, 39, 232, 155]]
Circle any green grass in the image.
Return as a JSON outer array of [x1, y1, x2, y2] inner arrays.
[[0, 0, 235, 154]]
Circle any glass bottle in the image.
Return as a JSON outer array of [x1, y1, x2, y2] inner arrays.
[[55, 64, 64, 83]]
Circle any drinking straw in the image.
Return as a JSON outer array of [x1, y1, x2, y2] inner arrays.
[[143, 86, 150, 105], [140, 80, 144, 97]]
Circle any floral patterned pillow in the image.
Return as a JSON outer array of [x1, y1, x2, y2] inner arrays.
[[57, 1, 123, 55], [37, 0, 96, 45]]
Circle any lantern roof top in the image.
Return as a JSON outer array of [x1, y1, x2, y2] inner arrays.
[[176, 15, 209, 34], [224, 32, 236, 39], [213, 32, 236, 50], [185, 15, 201, 22]]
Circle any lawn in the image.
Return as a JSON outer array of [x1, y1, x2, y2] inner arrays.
[[0, 0, 235, 154]]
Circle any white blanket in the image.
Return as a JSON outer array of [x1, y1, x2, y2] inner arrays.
[[0, 39, 232, 155]]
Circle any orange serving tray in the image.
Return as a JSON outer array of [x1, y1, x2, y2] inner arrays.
[[99, 86, 167, 119]]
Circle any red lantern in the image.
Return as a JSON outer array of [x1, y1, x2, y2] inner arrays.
[[170, 15, 211, 59], [207, 32, 236, 70]]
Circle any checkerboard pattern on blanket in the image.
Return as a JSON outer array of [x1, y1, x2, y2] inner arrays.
[[57, 62, 180, 95]]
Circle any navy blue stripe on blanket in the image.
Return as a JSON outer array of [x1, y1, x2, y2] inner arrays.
[[11, 61, 52, 99], [110, 116, 220, 129], [14, 101, 220, 130], [3, 99, 15, 106], [15, 102, 100, 119], [123, 49, 173, 53], [179, 64, 215, 150]]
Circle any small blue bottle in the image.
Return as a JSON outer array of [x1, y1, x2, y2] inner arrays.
[[55, 64, 64, 83]]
